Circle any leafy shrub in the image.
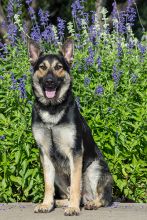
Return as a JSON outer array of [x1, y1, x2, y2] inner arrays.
[[0, 0, 147, 203]]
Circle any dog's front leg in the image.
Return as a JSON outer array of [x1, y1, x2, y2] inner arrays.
[[34, 152, 55, 213], [64, 155, 82, 216]]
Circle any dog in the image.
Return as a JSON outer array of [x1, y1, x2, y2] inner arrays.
[[28, 38, 113, 216]]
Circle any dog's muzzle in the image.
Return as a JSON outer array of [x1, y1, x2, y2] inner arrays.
[[43, 76, 57, 99]]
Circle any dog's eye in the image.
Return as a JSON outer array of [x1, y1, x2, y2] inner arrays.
[[54, 64, 63, 71], [39, 64, 47, 70]]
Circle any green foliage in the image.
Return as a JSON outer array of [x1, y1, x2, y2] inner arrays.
[[0, 42, 43, 202], [0, 7, 147, 203], [71, 23, 147, 202]]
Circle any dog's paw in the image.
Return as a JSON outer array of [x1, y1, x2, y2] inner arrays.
[[84, 200, 102, 210], [64, 207, 80, 216], [34, 203, 54, 213], [55, 199, 68, 208]]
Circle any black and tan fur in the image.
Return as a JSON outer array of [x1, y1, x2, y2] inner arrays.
[[28, 39, 112, 216]]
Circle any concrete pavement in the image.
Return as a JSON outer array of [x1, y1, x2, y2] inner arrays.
[[0, 202, 147, 220]]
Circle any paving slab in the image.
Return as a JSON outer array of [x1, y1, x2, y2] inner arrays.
[[0, 202, 147, 220]]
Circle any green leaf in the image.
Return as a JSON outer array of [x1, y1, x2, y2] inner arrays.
[[10, 176, 22, 186], [15, 151, 21, 164]]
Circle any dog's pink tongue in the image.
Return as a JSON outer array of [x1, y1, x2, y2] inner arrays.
[[45, 90, 56, 98]]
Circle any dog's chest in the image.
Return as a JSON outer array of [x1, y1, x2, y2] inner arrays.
[[52, 123, 76, 154], [39, 109, 76, 153], [39, 108, 65, 127], [37, 108, 76, 172], [50, 123, 76, 174]]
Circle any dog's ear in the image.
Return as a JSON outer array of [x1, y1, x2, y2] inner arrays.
[[28, 40, 41, 65], [61, 38, 74, 65]]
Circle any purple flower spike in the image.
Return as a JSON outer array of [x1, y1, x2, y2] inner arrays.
[[71, 0, 84, 18], [0, 76, 4, 80], [97, 56, 101, 72], [42, 25, 57, 45], [95, 85, 104, 96], [18, 77, 27, 99], [118, 11, 127, 34], [10, 73, 17, 90], [0, 135, 5, 140], [20, 75, 27, 98], [89, 25, 97, 45], [117, 39, 122, 56], [38, 9, 49, 26], [84, 77, 91, 86], [26, 0, 32, 5], [31, 24, 41, 42], [57, 17, 65, 40], [138, 43, 146, 55], [7, 0, 14, 20], [112, 66, 123, 86], [7, 23, 18, 45], [91, 11, 96, 24], [28, 6, 36, 20], [112, 1, 117, 19], [131, 74, 138, 83], [85, 47, 94, 66], [126, 0, 136, 26]]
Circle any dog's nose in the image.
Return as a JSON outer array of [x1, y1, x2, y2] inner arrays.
[[44, 77, 55, 88], [46, 78, 54, 84]]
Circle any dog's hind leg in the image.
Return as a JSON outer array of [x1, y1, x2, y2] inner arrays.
[[82, 160, 112, 210]]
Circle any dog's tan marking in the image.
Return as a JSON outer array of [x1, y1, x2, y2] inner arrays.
[[34, 60, 51, 78], [69, 156, 83, 207], [56, 69, 66, 77], [51, 59, 58, 68], [35, 60, 66, 78], [42, 156, 54, 204], [34, 153, 55, 213], [35, 69, 46, 78], [44, 60, 51, 69], [51, 60, 66, 77], [64, 155, 82, 216]]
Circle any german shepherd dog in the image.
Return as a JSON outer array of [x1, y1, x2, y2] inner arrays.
[[28, 39, 112, 216]]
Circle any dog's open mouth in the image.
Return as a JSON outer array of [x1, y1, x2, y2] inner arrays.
[[45, 89, 56, 99]]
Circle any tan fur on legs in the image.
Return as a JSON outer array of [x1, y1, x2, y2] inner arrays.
[[34, 153, 55, 213], [64, 156, 82, 216]]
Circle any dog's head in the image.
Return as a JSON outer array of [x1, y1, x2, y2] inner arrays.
[[28, 39, 74, 105]]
